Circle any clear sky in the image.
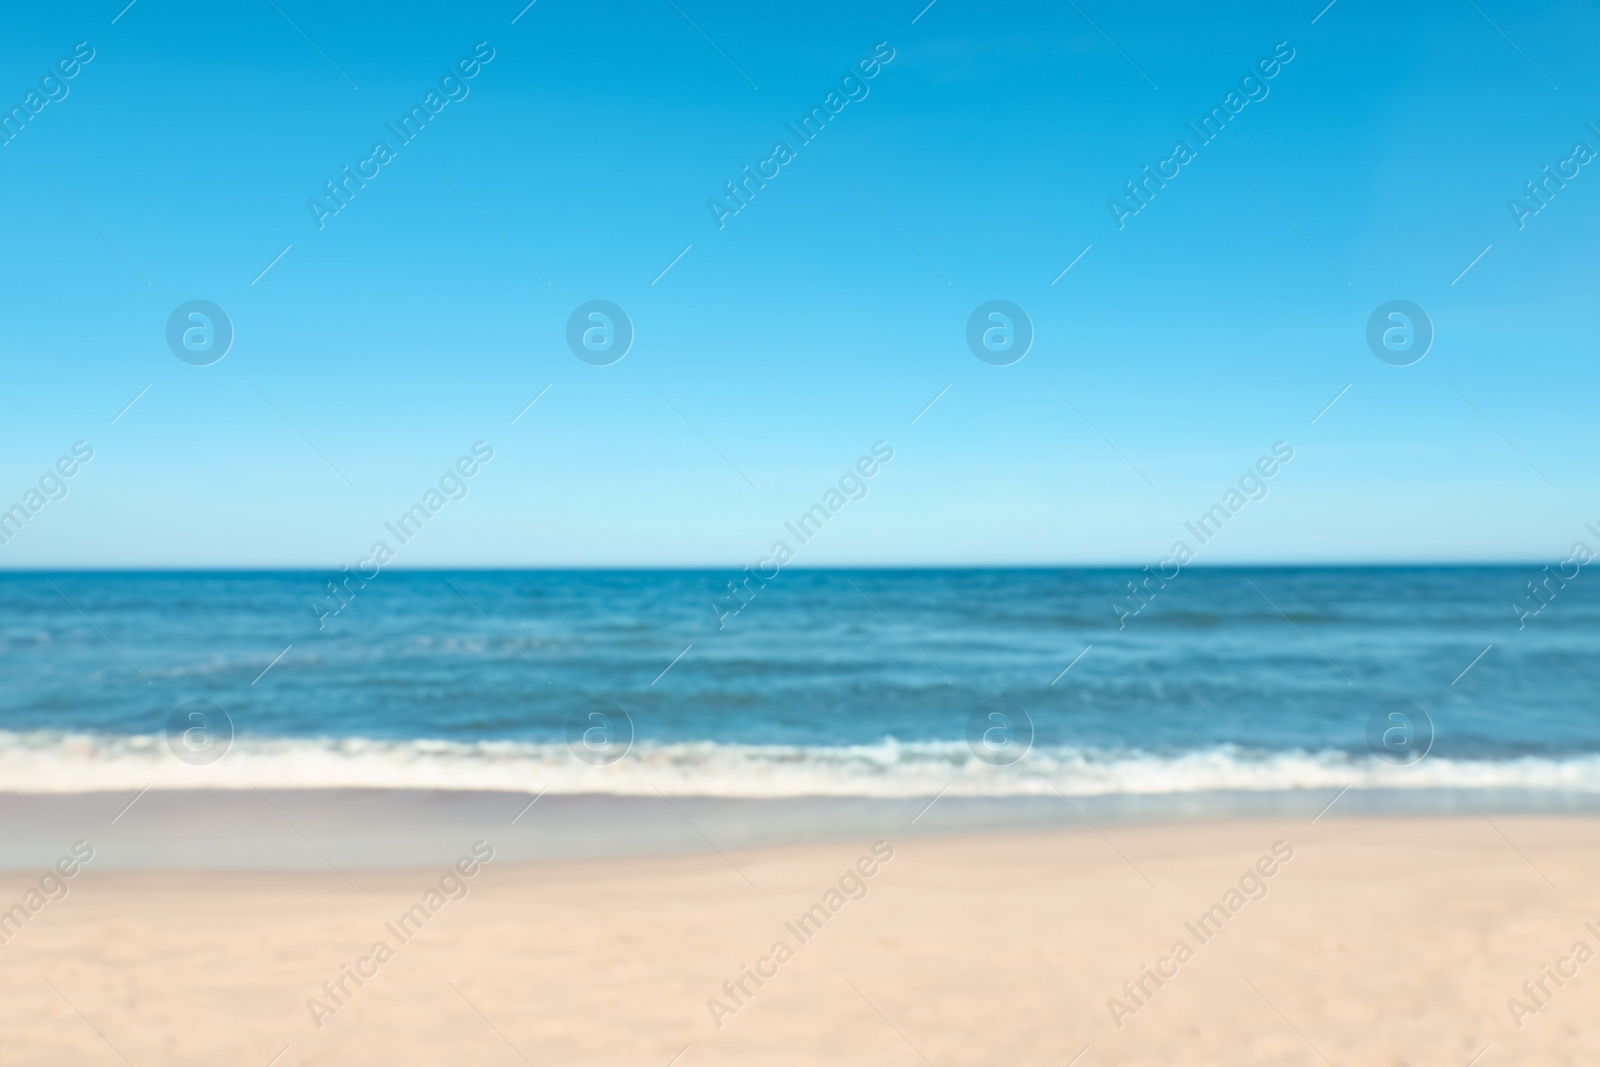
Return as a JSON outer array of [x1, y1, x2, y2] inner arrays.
[[1, 0, 1596, 567]]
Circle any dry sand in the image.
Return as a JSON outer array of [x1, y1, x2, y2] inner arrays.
[[1, 815, 1596, 1065]]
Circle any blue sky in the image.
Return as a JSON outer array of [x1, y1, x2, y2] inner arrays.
[[1, 0, 1596, 567]]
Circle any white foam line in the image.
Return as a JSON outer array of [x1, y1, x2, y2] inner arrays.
[[11, 735, 1600, 797]]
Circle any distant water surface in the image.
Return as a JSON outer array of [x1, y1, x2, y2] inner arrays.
[[0, 568, 1595, 796]]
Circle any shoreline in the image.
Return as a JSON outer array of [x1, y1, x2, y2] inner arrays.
[[5, 785, 1600, 871]]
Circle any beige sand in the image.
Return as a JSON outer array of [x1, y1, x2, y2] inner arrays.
[[1, 815, 1596, 1065]]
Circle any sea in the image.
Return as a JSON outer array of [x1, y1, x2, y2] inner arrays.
[[2, 567, 1597, 800]]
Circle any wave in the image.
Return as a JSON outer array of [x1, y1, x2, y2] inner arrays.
[[3, 731, 1600, 797]]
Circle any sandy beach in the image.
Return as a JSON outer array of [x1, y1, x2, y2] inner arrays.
[[4, 0, 1592, 1055], [2, 813, 1596, 1065]]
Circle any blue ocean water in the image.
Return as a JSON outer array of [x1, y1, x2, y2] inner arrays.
[[1, 567, 1596, 795]]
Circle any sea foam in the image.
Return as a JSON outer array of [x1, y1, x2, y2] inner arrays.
[[3, 730, 1600, 797]]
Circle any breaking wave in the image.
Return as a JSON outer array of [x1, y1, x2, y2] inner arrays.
[[4, 731, 1600, 796]]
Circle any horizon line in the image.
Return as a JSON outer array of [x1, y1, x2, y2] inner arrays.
[[0, 561, 1557, 574]]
